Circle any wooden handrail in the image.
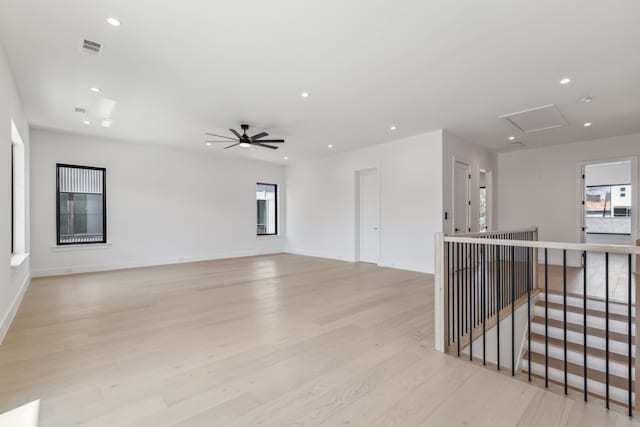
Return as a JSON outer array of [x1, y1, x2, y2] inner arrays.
[[444, 235, 640, 255], [446, 226, 538, 238]]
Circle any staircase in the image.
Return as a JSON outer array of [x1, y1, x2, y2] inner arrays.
[[522, 291, 635, 407]]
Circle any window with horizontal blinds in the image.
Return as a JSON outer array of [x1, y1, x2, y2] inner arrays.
[[56, 164, 107, 245]]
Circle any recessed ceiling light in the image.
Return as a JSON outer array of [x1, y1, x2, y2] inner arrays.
[[327, 144, 333, 148], [508, 136, 515, 141], [560, 77, 571, 85], [584, 122, 592, 127], [90, 87, 101, 93], [239, 142, 251, 148], [107, 17, 121, 27], [579, 96, 593, 103], [205, 142, 212, 146], [83, 120, 91, 125], [390, 125, 397, 131], [101, 120, 112, 128], [284, 156, 289, 160], [301, 92, 310, 98]]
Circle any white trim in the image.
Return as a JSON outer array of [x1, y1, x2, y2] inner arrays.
[[444, 235, 640, 255], [255, 235, 283, 240], [51, 242, 112, 252], [32, 249, 284, 277], [377, 259, 431, 274], [0, 273, 31, 345], [10, 253, 29, 268], [286, 248, 355, 263]]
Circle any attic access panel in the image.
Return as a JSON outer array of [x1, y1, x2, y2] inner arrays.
[[498, 104, 568, 133]]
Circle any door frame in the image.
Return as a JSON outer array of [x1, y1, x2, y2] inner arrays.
[[452, 159, 471, 234], [577, 156, 638, 246], [354, 167, 381, 263]]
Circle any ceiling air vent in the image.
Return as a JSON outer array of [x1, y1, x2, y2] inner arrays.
[[74, 107, 87, 114], [507, 140, 525, 147], [498, 104, 568, 133], [80, 39, 102, 55]]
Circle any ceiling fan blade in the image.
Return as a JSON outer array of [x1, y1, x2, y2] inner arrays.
[[254, 143, 279, 150], [205, 132, 236, 141], [253, 139, 284, 143], [205, 140, 235, 142], [229, 128, 242, 139], [251, 132, 269, 141], [224, 143, 241, 149]]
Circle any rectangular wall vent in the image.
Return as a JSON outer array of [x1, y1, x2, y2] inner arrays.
[[74, 107, 86, 114], [499, 104, 568, 133], [80, 39, 102, 55], [508, 140, 525, 147]]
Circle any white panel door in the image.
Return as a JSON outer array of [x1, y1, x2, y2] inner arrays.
[[359, 169, 380, 263], [453, 161, 470, 233]]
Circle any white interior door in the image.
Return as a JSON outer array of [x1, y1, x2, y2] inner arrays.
[[359, 169, 380, 263], [453, 161, 471, 233]]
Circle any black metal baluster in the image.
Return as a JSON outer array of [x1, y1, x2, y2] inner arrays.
[[496, 243, 501, 371], [446, 242, 452, 352], [482, 244, 486, 365], [563, 249, 568, 395], [583, 251, 588, 401], [527, 245, 531, 381], [628, 253, 633, 417], [512, 244, 516, 376], [463, 243, 466, 336], [605, 251, 610, 409], [545, 248, 549, 388], [457, 242, 461, 357], [470, 245, 474, 361]]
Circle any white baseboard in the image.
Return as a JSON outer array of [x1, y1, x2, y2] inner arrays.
[[285, 248, 355, 263], [31, 249, 284, 277], [0, 273, 31, 345], [377, 258, 433, 274], [286, 249, 433, 274]]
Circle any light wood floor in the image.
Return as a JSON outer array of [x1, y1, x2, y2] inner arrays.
[[0, 254, 639, 426]]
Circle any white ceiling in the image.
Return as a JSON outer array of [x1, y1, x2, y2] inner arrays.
[[1, 0, 639, 163]]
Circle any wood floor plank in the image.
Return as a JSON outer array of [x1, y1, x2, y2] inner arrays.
[[0, 254, 638, 426]]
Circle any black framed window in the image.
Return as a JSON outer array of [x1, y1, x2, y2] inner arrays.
[[56, 164, 107, 245], [256, 183, 277, 235]]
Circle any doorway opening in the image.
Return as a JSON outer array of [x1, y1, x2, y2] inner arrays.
[[355, 168, 380, 264], [453, 160, 470, 233], [581, 159, 636, 246]]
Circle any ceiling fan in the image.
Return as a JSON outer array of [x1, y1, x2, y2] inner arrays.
[[205, 124, 285, 150]]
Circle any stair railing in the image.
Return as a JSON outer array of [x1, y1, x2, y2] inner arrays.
[[434, 228, 640, 416]]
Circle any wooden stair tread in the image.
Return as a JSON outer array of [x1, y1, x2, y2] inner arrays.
[[545, 289, 634, 308], [529, 333, 634, 365], [532, 316, 634, 344], [536, 300, 635, 323], [524, 351, 633, 391], [527, 370, 633, 410]]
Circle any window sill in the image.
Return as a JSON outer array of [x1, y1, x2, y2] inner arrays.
[[51, 243, 112, 252], [10, 253, 30, 268], [256, 235, 282, 240]]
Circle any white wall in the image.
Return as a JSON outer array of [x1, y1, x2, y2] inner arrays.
[[286, 130, 443, 273], [442, 131, 498, 233], [0, 41, 30, 343], [498, 133, 640, 264], [30, 129, 286, 276]]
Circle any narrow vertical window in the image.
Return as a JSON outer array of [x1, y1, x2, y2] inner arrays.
[[256, 183, 277, 235], [11, 120, 26, 255], [56, 164, 107, 244]]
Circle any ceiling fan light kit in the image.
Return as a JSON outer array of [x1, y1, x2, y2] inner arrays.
[[205, 124, 285, 150]]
